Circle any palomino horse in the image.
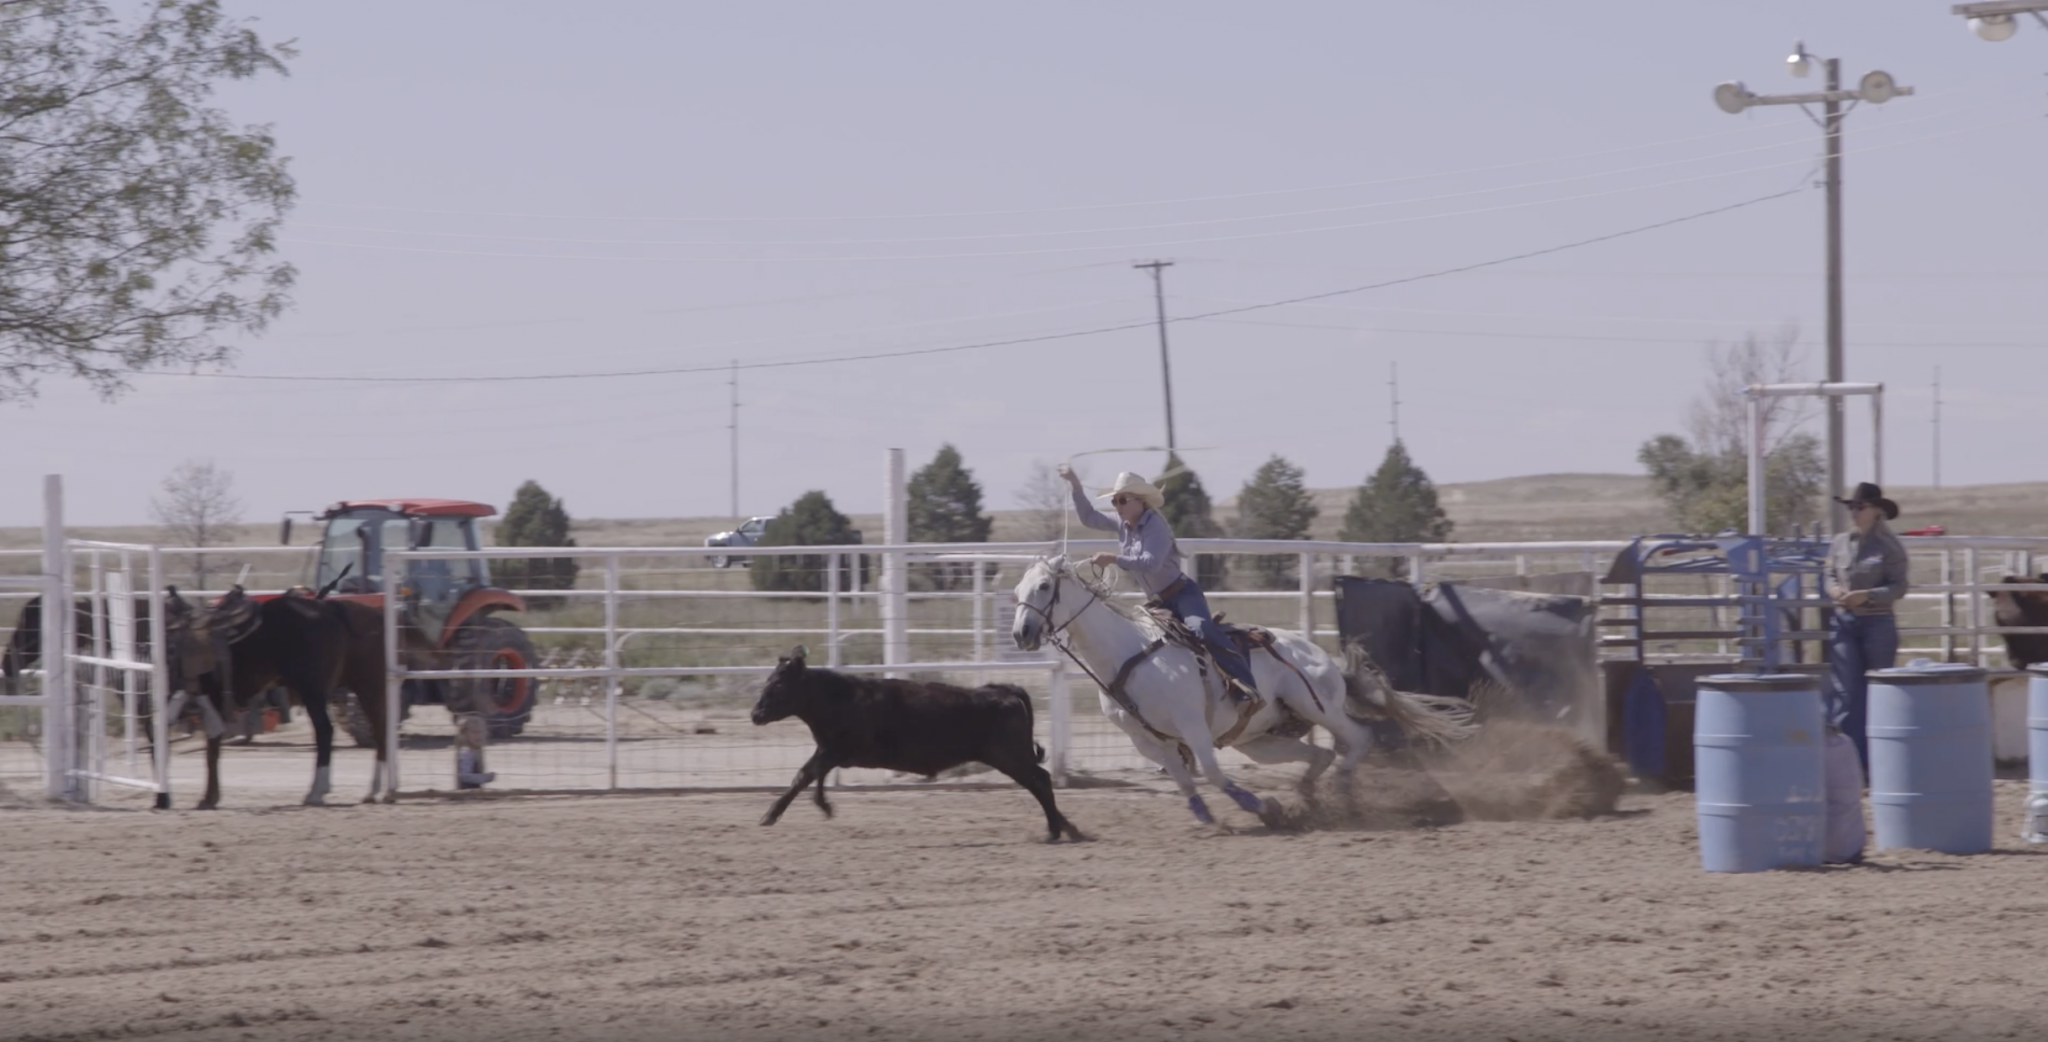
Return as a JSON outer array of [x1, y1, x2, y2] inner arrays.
[[1012, 555, 1473, 825]]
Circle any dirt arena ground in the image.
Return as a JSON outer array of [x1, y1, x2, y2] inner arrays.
[[4, 746, 2044, 1042]]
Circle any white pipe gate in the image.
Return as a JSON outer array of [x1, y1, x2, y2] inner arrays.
[[10, 468, 2048, 807]]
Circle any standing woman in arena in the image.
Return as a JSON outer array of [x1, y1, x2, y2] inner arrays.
[[1825, 481, 1909, 770]]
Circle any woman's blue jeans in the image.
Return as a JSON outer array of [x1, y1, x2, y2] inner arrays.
[[1158, 578, 1259, 696], [1827, 611, 1898, 770]]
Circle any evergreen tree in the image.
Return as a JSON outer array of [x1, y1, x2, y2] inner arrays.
[[495, 480, 579, 594], [907, 444, 992, 590], [751, 491, 862, 593], [1234, 455, 1318, 589], [1339, 442, 1453, 577], [1156, 452, 1227, 590]]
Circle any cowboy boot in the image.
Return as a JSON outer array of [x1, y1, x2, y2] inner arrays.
[[1213, 679, 1265, 748]]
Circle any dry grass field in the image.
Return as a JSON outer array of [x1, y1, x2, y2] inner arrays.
[[6, 474, 2042, 559]]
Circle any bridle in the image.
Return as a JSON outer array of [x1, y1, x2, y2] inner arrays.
[[1017, 561, 1102, 648], [1018, 558, 1191, 765]]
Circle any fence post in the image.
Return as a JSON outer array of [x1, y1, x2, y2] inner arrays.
[[1298, 551, 1313, 638], [381, 544, 402, 801], [826, 551, 842, 668], [146, 548, 171, 809], [1047, 662, 1070, 787], [604, 553, 620, 790], [1965, 547, 1981, 668], [1409, 551, 1426, 586], [42, 474, 77, 802], [881, 449, 908, 678], [972, 558, 986, 662], [1940, 549, 1954, 663]]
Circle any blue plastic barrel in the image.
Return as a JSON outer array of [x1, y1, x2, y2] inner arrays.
[[1868, 663, 1993, 855], [1694, 674, 1826, 872]]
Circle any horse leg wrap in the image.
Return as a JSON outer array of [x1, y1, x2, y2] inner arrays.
[[1187, 795, 1215, 825], [1224, 785, 1263, 815], [196, 696, 226, 740]]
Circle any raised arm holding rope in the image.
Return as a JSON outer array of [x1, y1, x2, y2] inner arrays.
[[1057, 464, 1263, 712]]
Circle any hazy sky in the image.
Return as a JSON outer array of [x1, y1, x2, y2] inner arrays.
[[6, 1, 2045, 527]]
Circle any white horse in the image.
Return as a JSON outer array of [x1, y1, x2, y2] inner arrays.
[[1012, 555, 1474, 825]]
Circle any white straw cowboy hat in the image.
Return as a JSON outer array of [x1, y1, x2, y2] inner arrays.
[[1099, 472, 1165, 511]]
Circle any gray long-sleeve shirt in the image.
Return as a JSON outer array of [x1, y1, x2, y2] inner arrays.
[[1069, 484, 1185, 597], [1825, 520, 1910, 616]]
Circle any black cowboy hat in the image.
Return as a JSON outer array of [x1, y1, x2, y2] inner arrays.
[[1834, 481, 1899, 520]]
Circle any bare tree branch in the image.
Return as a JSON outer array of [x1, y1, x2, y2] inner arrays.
[[148, 458, 241, 588]]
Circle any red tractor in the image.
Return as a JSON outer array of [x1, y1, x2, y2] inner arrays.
[[280, 499, 540, 742]]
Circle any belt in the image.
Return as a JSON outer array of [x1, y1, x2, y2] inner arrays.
[[1152, 576, 1190, 604]]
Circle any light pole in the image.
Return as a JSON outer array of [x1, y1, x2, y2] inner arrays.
[[1952, 1, 2048, 39], [1714, 43, 1913, 533]]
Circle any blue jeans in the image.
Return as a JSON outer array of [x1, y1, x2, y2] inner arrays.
[[1159, 578, 1259, 696], [1827, 611, 1897, 770]]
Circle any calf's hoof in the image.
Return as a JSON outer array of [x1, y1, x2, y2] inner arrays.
[[195, 800, 218, 812], [758, 812, 781, 827]]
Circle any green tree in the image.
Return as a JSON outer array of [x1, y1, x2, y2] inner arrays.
[[1233, 455, 1318, 589], [494, 481, 579, 594], [1339, 441, 1453, 576], [1156, 452, 1226, 590], [1639, 328, 1825, 534], [0, 1, 296, 401], [1639, 431, 1824, 535], [907, 444, 992, 590], [751, 491, 862, 593]]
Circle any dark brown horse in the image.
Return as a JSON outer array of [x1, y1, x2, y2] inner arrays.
[[173, 587, 401, 809]]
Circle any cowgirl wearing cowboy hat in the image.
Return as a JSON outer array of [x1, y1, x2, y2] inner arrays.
[[1824, 481, 1909, 770], [1057, 465, 1263, 712]]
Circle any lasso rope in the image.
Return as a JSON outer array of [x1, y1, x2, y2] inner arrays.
[[1055, 444, 1215, 593]]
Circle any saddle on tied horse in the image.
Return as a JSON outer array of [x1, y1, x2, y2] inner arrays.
[[1137, 604, 1320, 748]]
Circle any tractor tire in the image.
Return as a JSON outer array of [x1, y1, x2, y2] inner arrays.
[[450, 615, 539, 740], [333, 690, 376, 749]]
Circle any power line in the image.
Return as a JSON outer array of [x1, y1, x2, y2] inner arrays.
[[149, 185, 1809, 386], [1197, 315, 2048, 349], [280, 112, 2037, 264], [298, 115, 1826, 226]]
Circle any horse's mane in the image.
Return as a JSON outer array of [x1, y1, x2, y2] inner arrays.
[[1045, 558, 1162, 637]]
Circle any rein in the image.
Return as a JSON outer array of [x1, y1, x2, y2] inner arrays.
[[1027, 567, 1190, 766]]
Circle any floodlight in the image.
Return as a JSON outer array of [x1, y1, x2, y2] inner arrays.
[[1859, 70, 1901, 103], [1787, 41, 1815, 77], [1970, 13, 2019, 40]]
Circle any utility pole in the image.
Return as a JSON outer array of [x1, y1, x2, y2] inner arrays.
[[728, 359, 740, 519], [1932, 366, 1942, 490], [1134, 260, 1177, 452], [1713, 44, 1912, 533], [1822, 55, 1847, 534], [1388, 361, 1402, 445]]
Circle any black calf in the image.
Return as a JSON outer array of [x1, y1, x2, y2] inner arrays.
[[748, 647, 1085, 842]]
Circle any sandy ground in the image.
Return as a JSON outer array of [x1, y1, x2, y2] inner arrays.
[[3, 751, 2045, 1042]]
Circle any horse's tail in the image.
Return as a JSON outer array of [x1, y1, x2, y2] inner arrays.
[[1339, 643, 1477, 748]]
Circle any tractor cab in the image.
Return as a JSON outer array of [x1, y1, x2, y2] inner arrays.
[[279, 498, 538, 741], [291, 499, 507, 647]]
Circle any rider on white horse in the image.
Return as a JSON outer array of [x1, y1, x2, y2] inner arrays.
[[1057, 465, 1265, 721]]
